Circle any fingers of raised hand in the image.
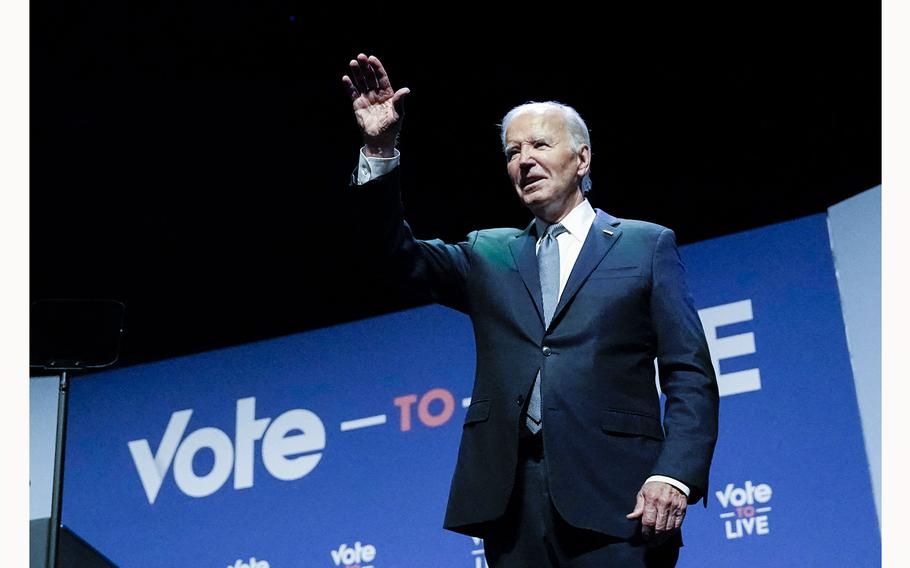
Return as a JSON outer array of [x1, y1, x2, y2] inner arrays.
[[368, 55, 392, 91], [342, 53, 389, 96], [347, 58, 366, 95], [357, 54, 380, 91], [345, 54, 396, 103], [341, 75, 359, 101]]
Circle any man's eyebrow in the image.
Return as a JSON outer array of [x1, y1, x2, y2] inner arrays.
[[507, 136, 547, 147]]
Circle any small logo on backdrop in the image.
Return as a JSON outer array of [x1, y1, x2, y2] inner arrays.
[[227, 558, 269, 568], [330, 541, 377, 567], [469, 537, 488, 568], [715, 480, 772, 539]]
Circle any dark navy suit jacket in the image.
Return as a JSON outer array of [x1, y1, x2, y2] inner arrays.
[[358, 168, 719, 540]]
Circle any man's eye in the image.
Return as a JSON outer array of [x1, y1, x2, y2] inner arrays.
[[507, 151, 518, 160], [534, 142, 549, 148]]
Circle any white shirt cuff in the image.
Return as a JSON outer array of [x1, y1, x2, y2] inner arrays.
[[645, 475, 690, 497], [355, 147, 400, 185]]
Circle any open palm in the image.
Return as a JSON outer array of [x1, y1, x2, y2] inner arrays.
[[342, 54, 410, 149]]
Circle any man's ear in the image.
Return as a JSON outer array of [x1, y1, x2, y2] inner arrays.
[[576, 144, 591, 178]]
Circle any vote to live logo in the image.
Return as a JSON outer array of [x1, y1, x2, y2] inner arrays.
[[715, 480, 773, 540]]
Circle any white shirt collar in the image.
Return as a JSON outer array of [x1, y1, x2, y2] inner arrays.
[[534, 199, 596, 243]]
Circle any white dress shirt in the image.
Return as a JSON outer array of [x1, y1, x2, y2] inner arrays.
[[356, 148, 690, 498]]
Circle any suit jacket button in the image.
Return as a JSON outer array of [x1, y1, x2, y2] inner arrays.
[[542, 346, 552, 356], [516, 395, 524, 406]]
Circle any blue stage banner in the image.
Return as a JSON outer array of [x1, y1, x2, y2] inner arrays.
[[676, 213, 879, 566], [63, 213, 879, 567]]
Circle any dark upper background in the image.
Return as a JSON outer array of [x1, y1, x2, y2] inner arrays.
[[30, 3, 881, 370]]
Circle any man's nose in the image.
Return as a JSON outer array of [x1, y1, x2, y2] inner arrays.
[[518, 147, 535, 167]]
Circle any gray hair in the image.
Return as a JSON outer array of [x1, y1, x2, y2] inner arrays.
[[500, 101, 593, 194]]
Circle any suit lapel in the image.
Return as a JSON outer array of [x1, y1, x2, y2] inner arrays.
[[551, 210, 622, 326], [508, 222, 545, 328]]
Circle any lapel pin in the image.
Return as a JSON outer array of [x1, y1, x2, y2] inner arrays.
[[602, 229, 614, 236]]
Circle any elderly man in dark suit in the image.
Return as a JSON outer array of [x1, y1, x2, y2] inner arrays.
[[343, 53, 719, 567]]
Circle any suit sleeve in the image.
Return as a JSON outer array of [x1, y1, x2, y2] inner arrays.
[[647, 228, 720, 506], [351, 167, 475, 313]]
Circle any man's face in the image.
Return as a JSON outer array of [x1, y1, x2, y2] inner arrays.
[[505, 109, 590, 222]]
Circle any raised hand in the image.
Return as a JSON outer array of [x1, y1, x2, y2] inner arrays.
[[342, 53, 411, 157]]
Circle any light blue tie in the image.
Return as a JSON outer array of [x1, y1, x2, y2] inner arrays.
[[527, 223, 567, 433]]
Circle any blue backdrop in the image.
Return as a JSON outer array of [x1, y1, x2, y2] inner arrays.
[[63, 213, 879, 567]]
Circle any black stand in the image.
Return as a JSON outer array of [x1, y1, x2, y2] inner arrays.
[[31, 299, 125, 568], [47, 370, 69, 568]]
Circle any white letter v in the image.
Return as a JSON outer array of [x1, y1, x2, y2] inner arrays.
[[127, 409, 193, 504]]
